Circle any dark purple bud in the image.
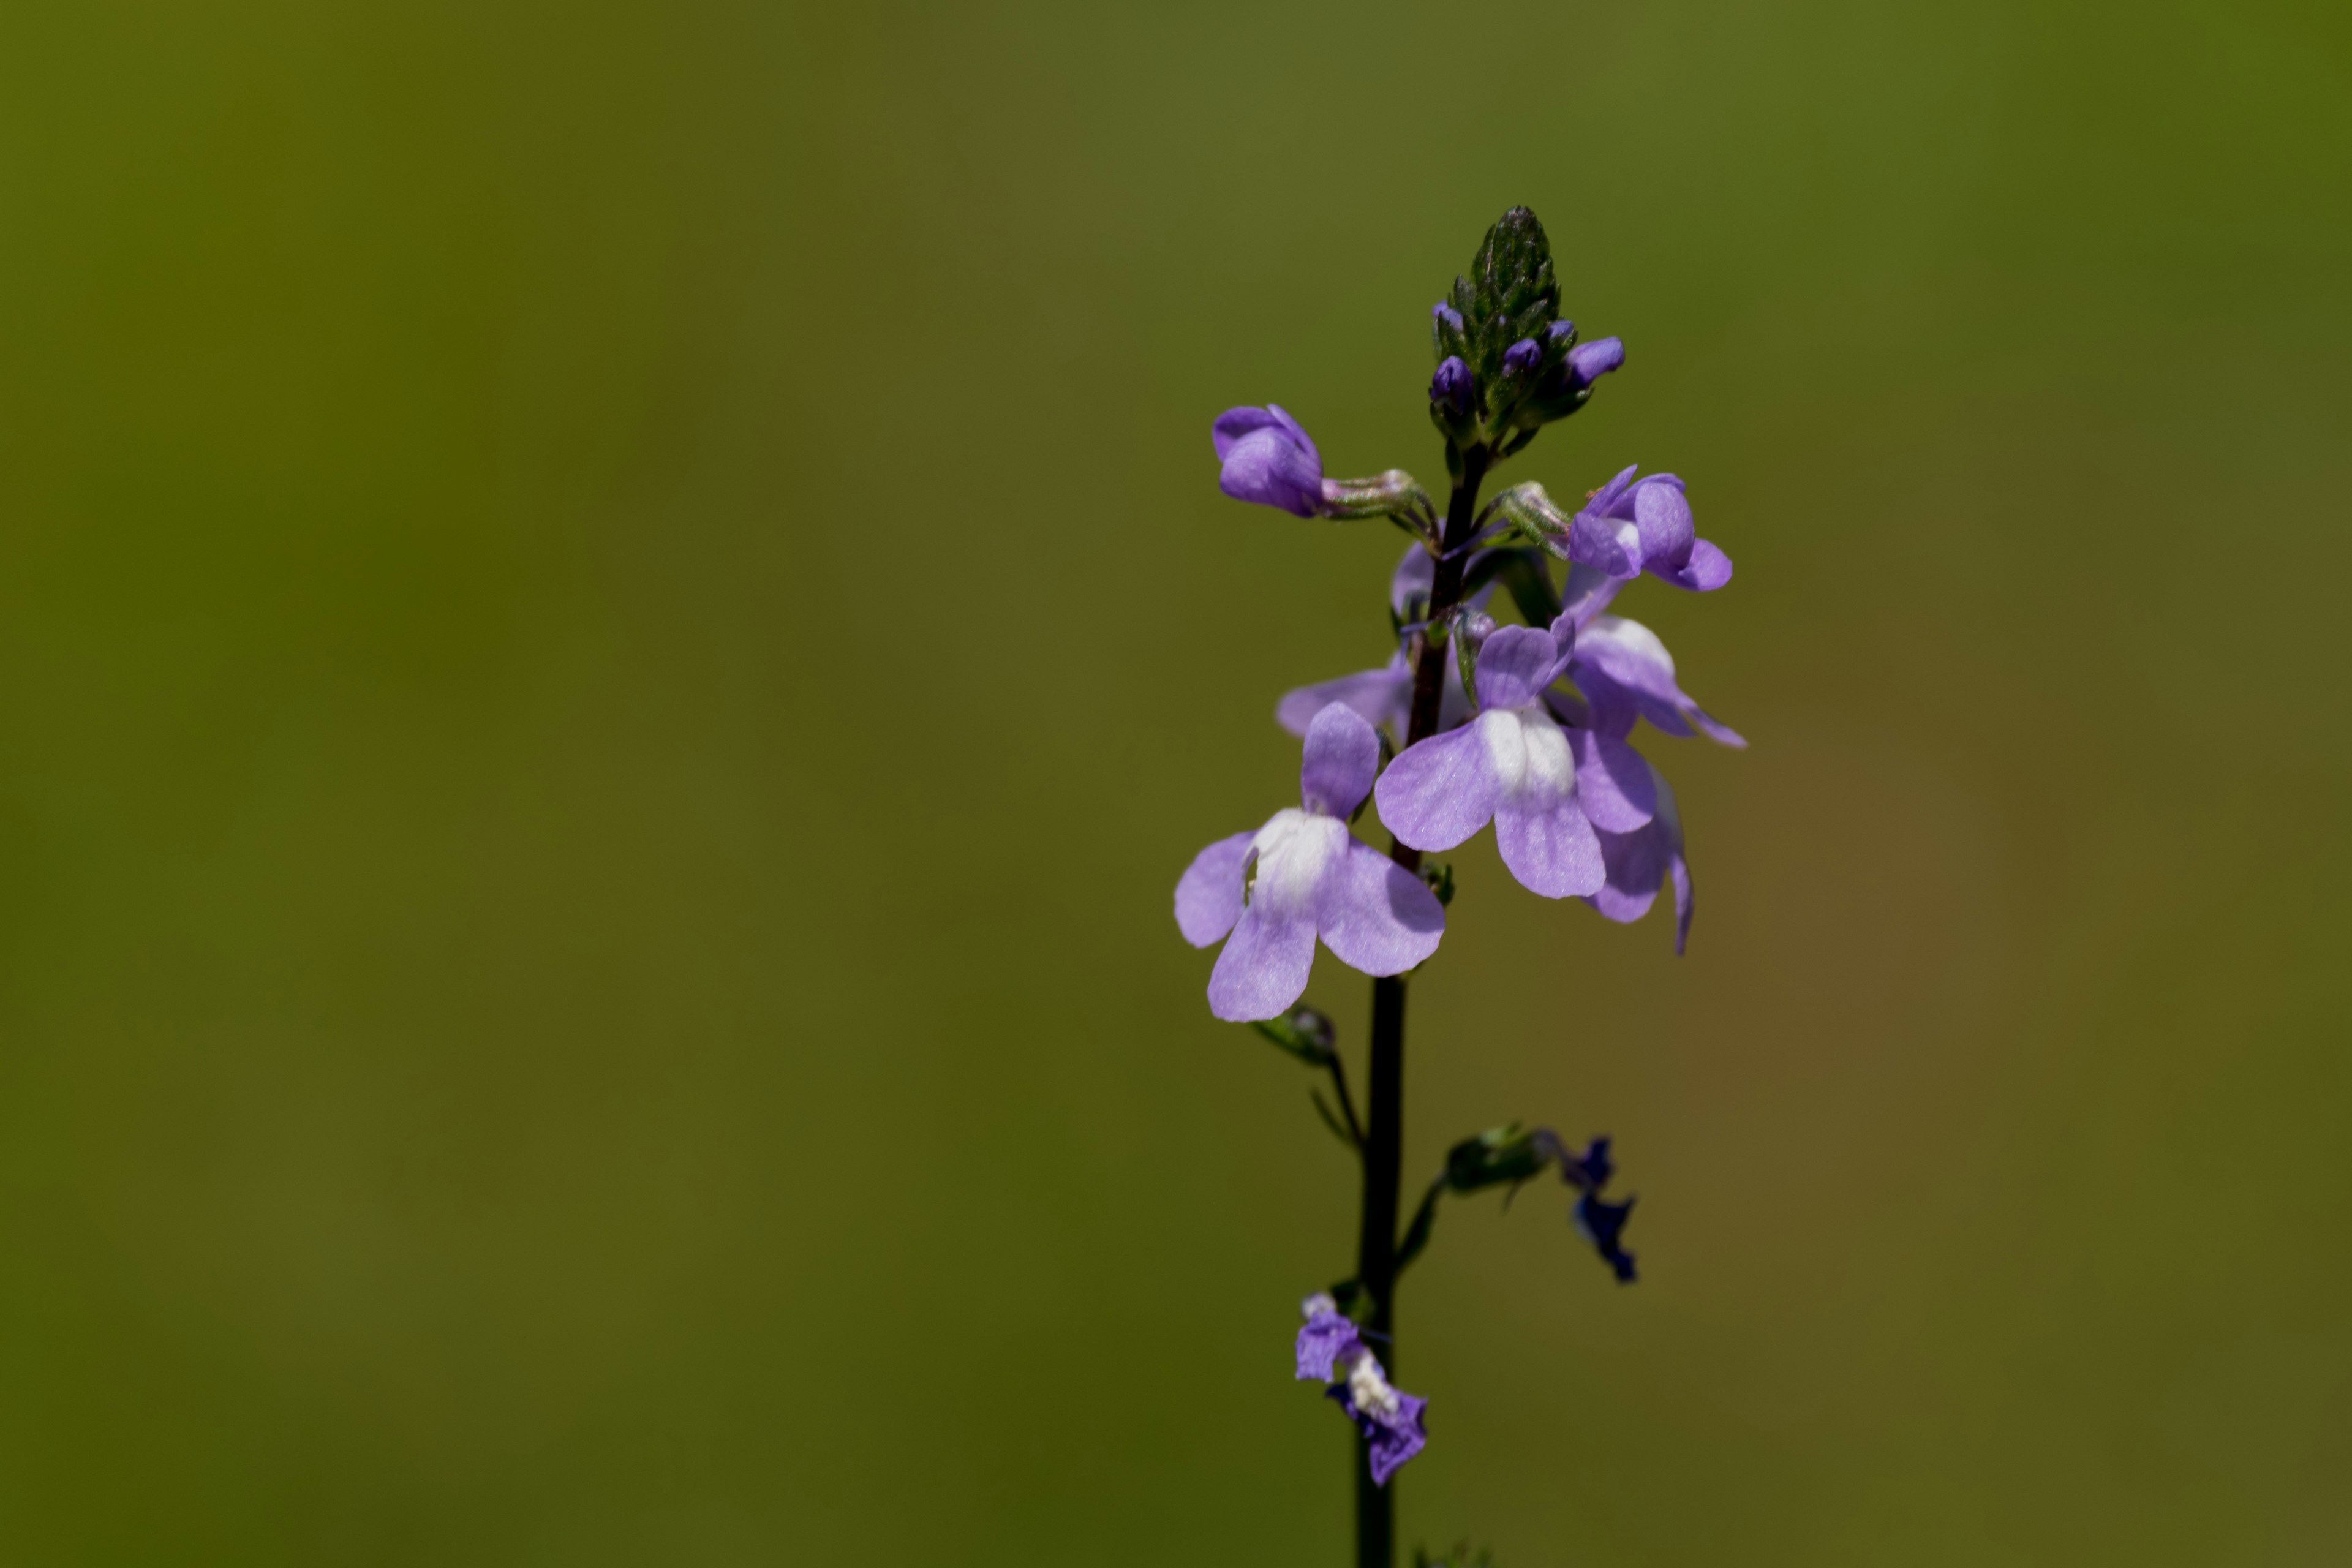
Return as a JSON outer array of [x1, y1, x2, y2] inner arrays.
[[1567, 336, 1625, 388], [1575, 1192, 1637, 1283], [1430, 356, 1473, 415], [1545, 319, 1577, 344], [1502, 337, 1543, 377], [1431, 301, 1464, 333]]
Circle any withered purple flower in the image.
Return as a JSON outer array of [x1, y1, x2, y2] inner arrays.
[[1294, 1294, 1428, 1487]]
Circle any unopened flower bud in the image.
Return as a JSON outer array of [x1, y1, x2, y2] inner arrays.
[[1431, 301, 1464, 333], [1567, 336, 1624, 388], [1546, 318, 1577, 344], [1502, 337, 1543, 377], [1429, 356, 1474, 415]]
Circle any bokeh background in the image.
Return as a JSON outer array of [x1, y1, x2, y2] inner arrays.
[[3, 0, 2348, 1562]]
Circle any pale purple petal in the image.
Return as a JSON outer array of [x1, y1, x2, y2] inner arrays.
[[1277, 658, 1411, 737], [1568, 507, 1644, 579], [1297, 1306, 1362, 1381], [1629, 477, 1694, 573], [1300, 703, 1380, 819], [1585, 820, 1669, 924], [1374, 724, 1501, 851], [1585, 767, 1693, 951], [1471, 625, 1566, 710], [1207, 905, 1317, 1022], [1567, 729, 1657, 832], [1557, 563, 1624, 628], [1573, 616, 1746, 749], [1211, 406, 1282, 461], [1494, 796, 1605, 897], [1366, 1392, 1428, 1485], [1317, 841, 1444, 976], [1174, 830, 1255, 947], [1652, 537, 1733, 592]]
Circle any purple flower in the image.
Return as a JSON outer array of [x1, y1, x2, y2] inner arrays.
[[1430, 356, 1474, 416], [1545, 318, 1577, 344], [1568, 465, 1732, 591], [1374, 626, 1659, 899], [1502, 337, 1543, 377], [1431, 301, 1464, 333], [1175, 704, 1446, 1022], [1566, 336, 1624, 388], [1212, 405, 1327, 518], [1295, 1294, 1427, 1486]]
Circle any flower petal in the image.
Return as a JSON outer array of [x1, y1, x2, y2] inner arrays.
[[1207, 903, 1317, 1022], [1174, 830, 1255, 947], [1276, 659, 1411, 738], [1219, 427, 1325, 516], [1317, 840, 1445, 976], [1494, 797, 1605, 897], [1629, 475, 1694, 571], [1585, 820, 1669, 924], [1471, 625, 1565, 711], [1567, 729, 1657, 833], [1366, 1391, 1428, 1485], [1296, 1306, 1362, 1382], [1210, 405, 1282, 461], [1557, 563, 1624, 629], [1373, 724, 1500, 852], [1299, 703, 1381, 819], [1651, 537, 1733, 592]]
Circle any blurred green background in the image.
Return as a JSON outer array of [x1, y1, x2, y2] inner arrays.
[[2, 0, 2348, 1562]]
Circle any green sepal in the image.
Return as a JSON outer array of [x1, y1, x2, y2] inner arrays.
[[1490, 549, 1564, 626], [1419, 861, 1455, 908], [1250, 1005, 1336, 1067], [1443, 1123, 1556, 1194]]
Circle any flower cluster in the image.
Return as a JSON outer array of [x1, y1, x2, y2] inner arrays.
[[1296, 1293, 1428, 1486], [1178, 507, 1740, 1009]]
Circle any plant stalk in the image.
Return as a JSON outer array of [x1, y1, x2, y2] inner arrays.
[[1354, 445, 1488, 1568]]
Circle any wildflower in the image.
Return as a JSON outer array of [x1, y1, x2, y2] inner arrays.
[[1374, 625, 1660, 899], [1569, 466, 1732, 591], [1294, 1294, 1427, 1485], [1431, 301, 1464, 333], [1213, 405, 1327, 517], [1501, 337, 1544, 377], [1175, 704, 1446, 1022]]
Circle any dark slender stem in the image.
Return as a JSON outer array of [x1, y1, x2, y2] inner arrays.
[[1355, 445, 1489, 1568]]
